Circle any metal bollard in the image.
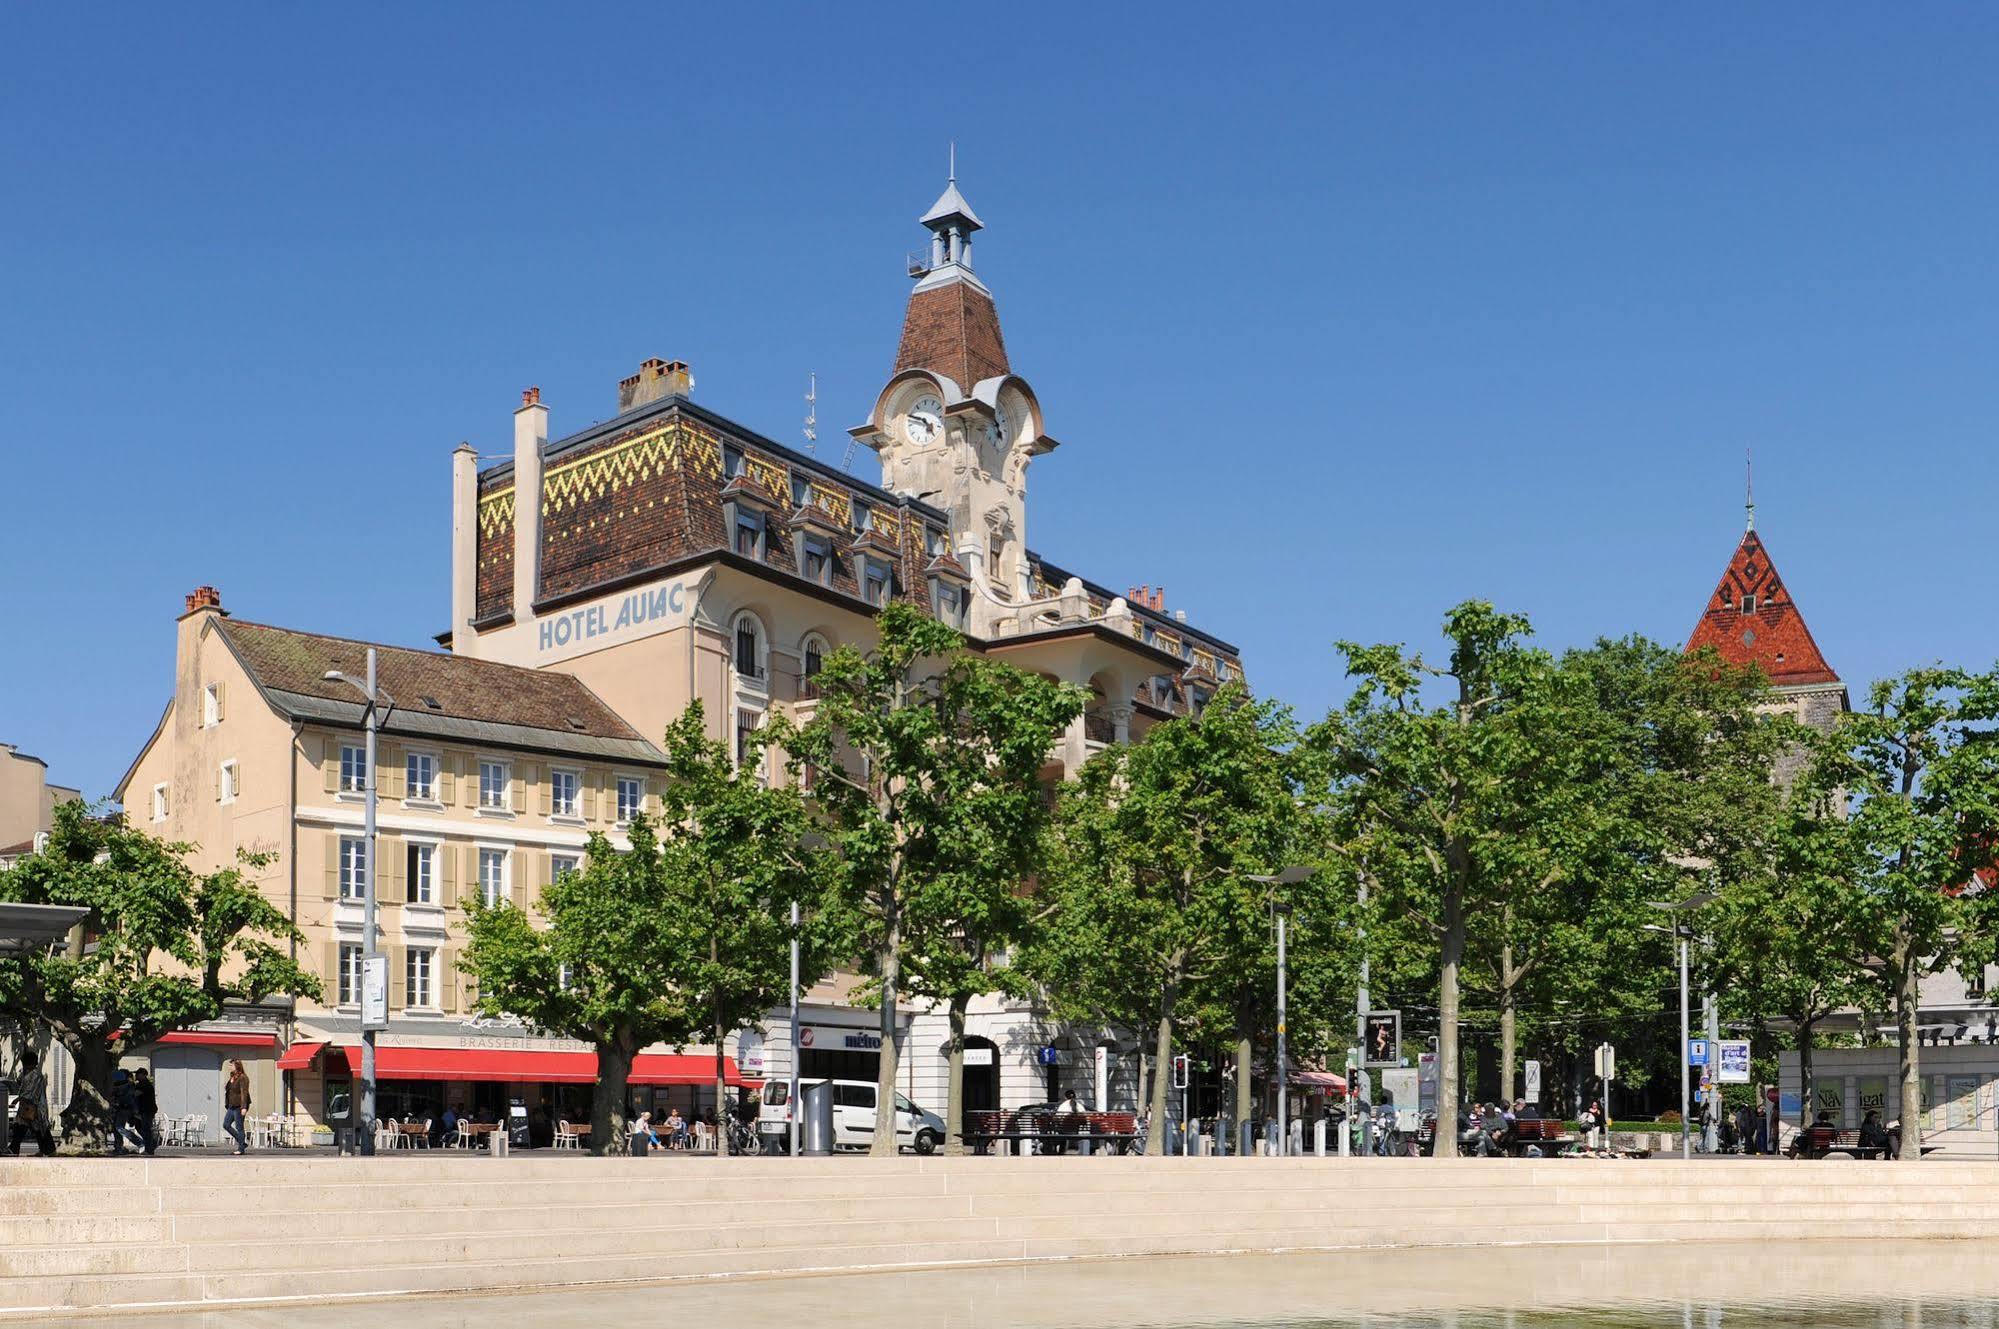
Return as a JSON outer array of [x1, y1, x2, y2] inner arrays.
[[1313, 1118, 1328, 1155], [1289, 1119, 1304, 1156], [488, 1127, 507, 1157], [1238, 1121, 1253, 1158]]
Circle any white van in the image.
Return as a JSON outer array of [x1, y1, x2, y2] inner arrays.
[[758, 1078, 946, 1154]]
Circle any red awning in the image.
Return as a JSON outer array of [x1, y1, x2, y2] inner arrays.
[[156, 1030, 277, 1049], [1291, 1070, 1349, 1091], [276, 1040, 327, 1071], [112, 1029, 278, 1049], [317, 1046, 754, 1087]]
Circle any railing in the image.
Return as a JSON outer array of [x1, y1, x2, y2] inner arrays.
[[1083, 710, 1116, 744]]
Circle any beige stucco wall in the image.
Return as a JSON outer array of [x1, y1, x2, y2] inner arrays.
[[0, 744, 69, 848]]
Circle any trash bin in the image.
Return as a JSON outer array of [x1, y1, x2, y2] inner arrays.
[[801, 1081, 835, 1156]]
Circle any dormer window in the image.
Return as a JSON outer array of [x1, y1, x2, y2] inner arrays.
[[735, 509, 765, 559], [790, 472, 812, 508], [864, 561, 892, 607], [933, 581, 966, 630], [1739, 594, 1757, 614], [802, 535, 831, 584], [926, 526, 946, 557], [852, 500, 872, 534], [722, 444, 743, 478]]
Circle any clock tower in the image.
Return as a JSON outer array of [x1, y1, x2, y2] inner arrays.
[[850, 168, 1058, 619]]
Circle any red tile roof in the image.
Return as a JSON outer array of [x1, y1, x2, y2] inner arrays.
[[894, 279, 1010, 390], [1685, 530, 1839, 688]]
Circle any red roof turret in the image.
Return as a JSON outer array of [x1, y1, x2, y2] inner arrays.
[[1685, 528, 1839, 688]]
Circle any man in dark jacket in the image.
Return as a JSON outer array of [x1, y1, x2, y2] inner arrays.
[[131, 1068, 160, 1155]]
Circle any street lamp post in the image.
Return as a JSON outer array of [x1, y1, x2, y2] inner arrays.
[[323, 650, 392, 1157], [788, 899, 801, 1158], [1249, 867, 1314, 1157], [1647, 893, 1716, 1161]]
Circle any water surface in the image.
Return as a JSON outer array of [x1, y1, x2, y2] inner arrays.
[[61, 1241, 1999, 1327]]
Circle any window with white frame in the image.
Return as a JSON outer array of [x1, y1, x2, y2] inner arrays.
[[218, 760, 239, 804], [478, 760, 509, 810], [550, 768, 580, 818], [151, 783, 170, 822], [338, 942, 363, 1005], [339, 836, 367, 900], [478, 848, 507, 908], [405, 751, 437, 802], [339, 744, 366, 793], [615, 776, 643, 824], [733, 613, 766, 682], [405, 842, 434, 904], [735, 707, 765, 775], [406, 947, 434, 1008], [551, 853, 581, 882], [202, 684, 220, 728]]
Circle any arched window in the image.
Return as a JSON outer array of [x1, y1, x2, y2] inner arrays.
[[801, 633, 829, 698], [732, 612, 766, 682]]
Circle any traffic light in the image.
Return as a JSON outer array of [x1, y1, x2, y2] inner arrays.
[[1171, 1054, 1189, 1089]]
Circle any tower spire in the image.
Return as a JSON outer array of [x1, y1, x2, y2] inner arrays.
[[1745, 448, 1756, 533]]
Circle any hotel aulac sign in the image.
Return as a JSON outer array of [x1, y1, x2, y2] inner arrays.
[[536, 582, 691, 661]]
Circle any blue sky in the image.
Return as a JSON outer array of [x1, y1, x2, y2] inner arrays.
[[5, 6, 1997, 799]]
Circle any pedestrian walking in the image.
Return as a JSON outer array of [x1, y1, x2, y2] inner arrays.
[[223, 1059, 253, 1154], [132, 1068, 160, 1155], [110, 1069, 146, 1154], [8, 1100, 56, 1156]]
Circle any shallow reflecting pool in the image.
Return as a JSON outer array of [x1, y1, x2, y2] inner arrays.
[[61, 1241, 1999, 1327]]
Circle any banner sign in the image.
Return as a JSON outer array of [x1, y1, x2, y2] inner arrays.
[[1716, 1040, 1751, 1083]]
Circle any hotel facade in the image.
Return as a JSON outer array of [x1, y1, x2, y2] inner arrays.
[[113, 174, 1245, 1141]]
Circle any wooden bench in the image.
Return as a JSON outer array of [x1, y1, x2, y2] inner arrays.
[[960, 1110, 1139, 1155], [1799, 1127, 1935, 1159], [1503, 1117, 1577, 1156]]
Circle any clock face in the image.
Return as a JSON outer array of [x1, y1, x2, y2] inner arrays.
[[983, 405, 1011, 449], [904, 395, 944, 446]]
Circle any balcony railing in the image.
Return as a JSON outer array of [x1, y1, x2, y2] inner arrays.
[[1083, 710, 1116, 744]]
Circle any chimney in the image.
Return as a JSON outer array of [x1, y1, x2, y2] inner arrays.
[[450, 443, 478, 653], [617, 358, 694, 414], [514, 389, 548, 622], [1173, 609, 1187, 624], [182, 585, 223, 616]]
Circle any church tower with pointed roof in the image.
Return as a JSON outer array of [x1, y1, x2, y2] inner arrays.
[[1685, 498, 1848, 740]]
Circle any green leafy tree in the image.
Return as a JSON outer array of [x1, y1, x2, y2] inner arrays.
[[777, 601, 1084, 1155], [0, 801, 320, 1152], [1024, 684, 1305, 1154], [1309, 604, 1555, 1150], [1792, 667, 1999, 1159], [461, 814, 700, 1155], [654, 702, 831, 1155]]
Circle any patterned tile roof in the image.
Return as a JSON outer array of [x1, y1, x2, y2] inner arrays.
[[1684, 530, 1840, 688]]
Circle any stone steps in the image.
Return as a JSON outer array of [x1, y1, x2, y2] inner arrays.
[[4, 1156, 1999, 1318]]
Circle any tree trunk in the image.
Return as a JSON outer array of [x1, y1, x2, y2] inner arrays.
[[1233, 1024, 1253, 1153], [1894, 941, 1922, 1162], [58, 1037, 114, 1155], [1499, 934, 1517, 1104], [593, 1040, 633, 1157], [1434, 875, 1466, 1153], [1145, 960, 1183, 1157], [871, 931, 902, 1156], [1797, 1019, 1815, 1138], [944, 994, 968, 1157], [713, 997, 731, 1158]]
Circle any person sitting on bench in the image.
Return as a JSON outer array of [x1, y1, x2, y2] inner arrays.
[[1857, 1110, 1891, 1157]]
